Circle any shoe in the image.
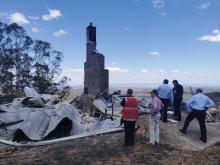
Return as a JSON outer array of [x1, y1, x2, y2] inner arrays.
[[173, 117, 181, 122], [119, 125, 124, 128], [179, 129, 186, 134], [200, 138, 207, 143]]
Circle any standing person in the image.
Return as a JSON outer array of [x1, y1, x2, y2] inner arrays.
[[157, 79, 173, 122], [172, 80, 183, 121], [149, 89, 164, 145], [121, 89, 139, 146], [179, 88, 215, 143]]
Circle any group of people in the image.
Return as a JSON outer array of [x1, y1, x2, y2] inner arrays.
[[120, 79, 215, 146]]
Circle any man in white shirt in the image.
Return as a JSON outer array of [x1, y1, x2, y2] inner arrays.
[[179, 88, 215, 143]]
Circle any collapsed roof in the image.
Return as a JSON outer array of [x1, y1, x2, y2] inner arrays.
[[0, 87, 124, 143]]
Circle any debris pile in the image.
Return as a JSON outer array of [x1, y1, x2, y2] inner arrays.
[[0, 87, 133, 145]]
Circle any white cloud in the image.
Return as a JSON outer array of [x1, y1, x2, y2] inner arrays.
[[212, 29, 220, 34], [198, 29, 220, 42], [32, 27, 41, 33], [148, 51, 160, 56], [196, 72, 205, 76], [198, 2, 210, 10], [152, 0, 166, 17], [42, 9, 62, 21], [107, 67, 128, 73], [142, 69, 149, 73], [152, 0, 165, 9], [160, 12, 167, 16], [28, 16, 40, 20], [172, 70, 180, 73], [184, 71, 190, 75], [158, 69, 165, 73], [10, 12, 29, 25], [53, 29, 67, 38]]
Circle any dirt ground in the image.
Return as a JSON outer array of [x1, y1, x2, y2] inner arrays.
[[0, 115, 220, 165], [0, 131, 219, 165]]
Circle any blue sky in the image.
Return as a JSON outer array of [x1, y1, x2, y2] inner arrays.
[[0, 0, 220, 86]]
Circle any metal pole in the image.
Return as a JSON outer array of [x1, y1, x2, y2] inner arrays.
[[112, 102, 114, 116], [105, 108, 107, 119]]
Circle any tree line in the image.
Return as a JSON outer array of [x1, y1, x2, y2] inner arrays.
[[0, 21, 66, 97]]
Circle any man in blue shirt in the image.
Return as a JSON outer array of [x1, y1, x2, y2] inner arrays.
[[179, 88, 215, 143], [157, 79, 173, 122]]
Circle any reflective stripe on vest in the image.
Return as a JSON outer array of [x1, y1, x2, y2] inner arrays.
[[122, 97, 139, 121]]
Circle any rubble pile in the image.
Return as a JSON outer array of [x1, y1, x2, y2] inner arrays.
[[0, 87, 135, 145]]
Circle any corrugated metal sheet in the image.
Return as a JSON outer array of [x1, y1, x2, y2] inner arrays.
[[1, 101, 122, 142], [15, 103, 86, 141], [0, 107, 34, 125]]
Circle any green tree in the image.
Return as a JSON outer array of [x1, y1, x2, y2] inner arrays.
[[0, 21, 64, 96], [32, 40, 63, 93]]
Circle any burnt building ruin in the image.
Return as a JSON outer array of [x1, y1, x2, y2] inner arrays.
[[84, 23, 109, 96]]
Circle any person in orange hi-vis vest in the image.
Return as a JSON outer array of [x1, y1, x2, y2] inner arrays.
[[121, 89, 139, 146]]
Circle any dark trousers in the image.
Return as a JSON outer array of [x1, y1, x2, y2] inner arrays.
[[124, 121, 136, 146], [182, 110, 207, 141], [174, 99, 182, 121], [159, 98, 170, 122], [120, 118, 125, 126]]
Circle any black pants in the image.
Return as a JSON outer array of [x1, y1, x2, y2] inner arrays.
[[159, 98, 170, 122], [182, 110, 207, 141], [124, 121, 136, 146], [174, 99, 182, 121], [120, 118, 125, 126]]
